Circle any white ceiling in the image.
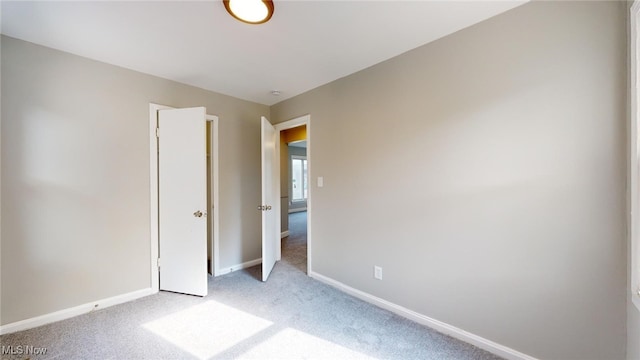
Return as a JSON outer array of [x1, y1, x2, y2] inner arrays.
[[1, 0, 527, 106]]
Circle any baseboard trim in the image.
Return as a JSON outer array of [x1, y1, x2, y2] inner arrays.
[[217, 258, 262, 276], [0, 287, 155, 335], [288, 207, 307, 213], [309, 271, 537, 360], [281, 230, 290, 238]]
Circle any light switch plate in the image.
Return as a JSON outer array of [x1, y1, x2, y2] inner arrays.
[[374, 266, 382, 280], [317, 177, 324, 187]]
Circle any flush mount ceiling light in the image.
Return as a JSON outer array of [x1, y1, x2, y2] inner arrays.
[[223, 0, 274, 25]]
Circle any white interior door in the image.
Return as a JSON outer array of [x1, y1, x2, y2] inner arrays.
[[158, 107, 208, 296], [261, 116, 278, 281]]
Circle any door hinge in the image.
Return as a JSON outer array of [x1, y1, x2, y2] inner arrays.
[[156, 128, 160, 137], [157, 258, 161, 270]]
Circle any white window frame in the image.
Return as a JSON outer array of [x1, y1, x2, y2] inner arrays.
[[629, 1, 640, 310], [291, 155, 308, 202]]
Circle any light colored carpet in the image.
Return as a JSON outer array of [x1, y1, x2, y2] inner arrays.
[[0, 212, 502, 360]]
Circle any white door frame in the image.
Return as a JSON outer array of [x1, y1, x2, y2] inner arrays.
[[274, 114, 312, 275], [149, 103, 220, 292]]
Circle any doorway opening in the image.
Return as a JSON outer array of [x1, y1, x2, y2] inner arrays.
[[290, 151, 308, 213], [275, 115, 311, 275], [284, 139, 307, 273]]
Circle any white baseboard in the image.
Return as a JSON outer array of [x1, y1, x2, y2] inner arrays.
[[309, 271, 537, 360], [281, 230, 290, 238], [288, 207, 307, 213], [216, 258, 262, 276], [0, 287, 155, 335]]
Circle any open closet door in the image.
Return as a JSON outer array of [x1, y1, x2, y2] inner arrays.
[[261, 116, 278, 281], [158, 107, 208, 296]]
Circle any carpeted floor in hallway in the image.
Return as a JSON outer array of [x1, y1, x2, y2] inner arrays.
[[282, 211, 308, 274]]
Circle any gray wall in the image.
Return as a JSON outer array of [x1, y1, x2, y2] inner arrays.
[[271, 2, 627, 359], [288, 146, 307, 211], [1, 36, 267, 325]]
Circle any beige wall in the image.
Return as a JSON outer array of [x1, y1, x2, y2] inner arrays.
[[271, 2, 627, 359], [0, 35, 268, 325]]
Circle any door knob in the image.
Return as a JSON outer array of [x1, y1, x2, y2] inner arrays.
[[258, 205, 264, 211], [193, 210, 203, 217], [266, 205, 272, 210]]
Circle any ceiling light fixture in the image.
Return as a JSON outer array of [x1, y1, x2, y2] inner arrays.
[[223, 0, 274, 25]]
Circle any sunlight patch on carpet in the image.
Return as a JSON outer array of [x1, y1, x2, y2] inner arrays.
[[238, 327, 378, 359], [142, 300, 273, 359]]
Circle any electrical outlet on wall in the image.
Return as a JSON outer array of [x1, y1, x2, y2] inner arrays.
[[374, 266, 382, 280]]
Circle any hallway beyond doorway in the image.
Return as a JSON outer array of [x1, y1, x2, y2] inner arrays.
[[282, 211, 307, 274]]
